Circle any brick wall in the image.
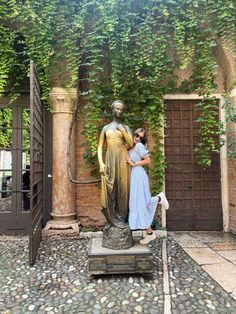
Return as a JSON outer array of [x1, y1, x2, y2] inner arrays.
[[75, 118, 106, 228]]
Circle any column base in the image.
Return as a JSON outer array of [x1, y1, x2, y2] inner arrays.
[[44, 219, 80, 231]]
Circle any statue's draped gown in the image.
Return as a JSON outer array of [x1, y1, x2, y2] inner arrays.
[[101, 126, 130, 227]]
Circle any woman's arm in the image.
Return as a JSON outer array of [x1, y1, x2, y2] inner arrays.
[[126, 155, 151, 167]]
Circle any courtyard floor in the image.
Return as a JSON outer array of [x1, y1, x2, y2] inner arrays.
[[0, 232, 236, 314]]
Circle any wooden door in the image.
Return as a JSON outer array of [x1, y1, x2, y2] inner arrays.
[[0, 104, 30, 235], [29, 61, 44, 265], [165, 100, 223, 231]]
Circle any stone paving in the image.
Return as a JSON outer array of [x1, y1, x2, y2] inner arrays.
[[168, 238, 236, 313], [0, 237, 163, 314], [170, 231, 236, 301], [0, 234, 236, 313]]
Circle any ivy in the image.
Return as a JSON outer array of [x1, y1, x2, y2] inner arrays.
[[0, 28, 16, 96], [224, 93, 236, 159], [190, 31, 223, 167], [0, 109, 12, 149], [194, 97, 225, 167], [0, 0, 235, 191]]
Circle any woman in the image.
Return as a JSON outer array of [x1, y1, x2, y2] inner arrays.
[[126, 128, 169, 244], [97, 100, 133, 229]]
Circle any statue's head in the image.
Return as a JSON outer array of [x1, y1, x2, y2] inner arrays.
[[111, 100, 125, 118]]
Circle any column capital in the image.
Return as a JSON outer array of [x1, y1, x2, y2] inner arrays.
[[50, 87, 77, 114]]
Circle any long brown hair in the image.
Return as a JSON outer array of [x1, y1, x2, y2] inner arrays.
[[133, 128, 147, 145]]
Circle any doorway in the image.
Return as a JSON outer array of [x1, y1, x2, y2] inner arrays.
[[0, 103, 30, 235], [165, 99, 223, 230]]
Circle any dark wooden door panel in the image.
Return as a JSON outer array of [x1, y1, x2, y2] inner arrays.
[[168, 218, 194, 231], [165, 100, 223, 231], [194, 220, 223, 231], [29, 61, 44, 265]]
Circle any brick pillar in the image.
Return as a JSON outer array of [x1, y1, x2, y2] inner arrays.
[[45, 87, 79, 230]]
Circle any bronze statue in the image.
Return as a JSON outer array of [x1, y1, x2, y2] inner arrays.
[[98, 100, 134, 249]]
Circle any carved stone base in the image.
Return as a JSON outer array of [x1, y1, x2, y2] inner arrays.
[[102, 225, 134, 250], [44, 219, 80, 230]]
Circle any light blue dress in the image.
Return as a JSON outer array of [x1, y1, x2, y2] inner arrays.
[[128, 143, 159, 230]]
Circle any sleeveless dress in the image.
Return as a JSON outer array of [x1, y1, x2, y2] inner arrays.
[[101, 126, 130, 228], [128, 143, 159, 230]]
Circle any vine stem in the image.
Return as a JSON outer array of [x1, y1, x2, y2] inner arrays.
[[66, 86, 101, 184]]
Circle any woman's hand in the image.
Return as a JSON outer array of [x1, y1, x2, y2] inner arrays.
[[126, 156, 135, 166]]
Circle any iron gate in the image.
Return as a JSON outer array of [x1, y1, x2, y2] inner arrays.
[[29, 61, 44, 265]]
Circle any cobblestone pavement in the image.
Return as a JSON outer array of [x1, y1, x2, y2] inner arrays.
[[167, 238, 236, 314], [0, 236, 236, 313], [0, 237, 163, 314]]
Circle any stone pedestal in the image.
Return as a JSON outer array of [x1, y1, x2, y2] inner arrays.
[[88, 238, 154, 275], [45, 88, 79, 230]]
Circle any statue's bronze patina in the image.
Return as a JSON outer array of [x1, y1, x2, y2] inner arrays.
[[97, 100, 134, 249]]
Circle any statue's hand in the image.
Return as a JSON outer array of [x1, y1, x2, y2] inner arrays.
[[117, 124, 125, 132], [99, 163, 106, 175]]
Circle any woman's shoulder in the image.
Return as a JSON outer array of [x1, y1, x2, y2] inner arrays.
[[135, 142, 145, 149], [134, 142, 146, 153], [135, 142, 149, 156], [136, 142, 143, 146]]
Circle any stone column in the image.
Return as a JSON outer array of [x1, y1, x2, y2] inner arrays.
[[228, 88, 236, 233], [45, 87, 79, 230]]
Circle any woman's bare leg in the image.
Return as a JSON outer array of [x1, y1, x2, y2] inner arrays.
[[146, 226, 153, 234]]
